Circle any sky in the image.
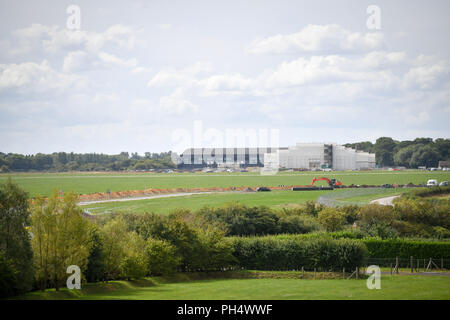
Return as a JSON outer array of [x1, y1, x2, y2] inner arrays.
[[0, 0, 449, 155]]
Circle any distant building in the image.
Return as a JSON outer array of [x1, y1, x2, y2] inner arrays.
[[173, 143, 376, 170], [271, 143, 375, 170], [438, 161, 450, 169]]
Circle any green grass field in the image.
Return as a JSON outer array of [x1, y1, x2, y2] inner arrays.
[[13, 273, 450, 300], [1, 170, 449, 197], [81, 188, 410, 215]]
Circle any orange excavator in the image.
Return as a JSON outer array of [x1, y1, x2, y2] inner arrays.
[[311, 177, 342, 188]]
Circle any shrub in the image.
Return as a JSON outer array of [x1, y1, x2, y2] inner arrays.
[[0, 252, 18, 298], [317, 207, 345, 232], [145, 238, 180, 275], [232, 237, 368, 271], [278, 214, 321, 234], [362, 238, 450, 259]]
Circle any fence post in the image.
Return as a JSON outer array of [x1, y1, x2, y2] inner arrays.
[[395, 257, 399, 274], [390, 263, 392, 275], [343, 268, 345, 279], [441, 258, 444, 270], [410, 256, 413, 273], [314, 268, 316, 279], [302, 267, 304, 278], [424, 259, 426, 272], [356, 267, 359, 280]]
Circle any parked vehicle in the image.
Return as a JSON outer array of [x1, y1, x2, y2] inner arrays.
[[256, 187, 271, 192], [427, 179, 438, 187], [439, 181, 449, 186]]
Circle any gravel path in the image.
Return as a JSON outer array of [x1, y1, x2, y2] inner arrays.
[[370, 195, 400, 206]]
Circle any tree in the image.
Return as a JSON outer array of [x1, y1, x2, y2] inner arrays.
[[0, 179, 34, 296], [100, 215, 128, 280], [317, 208, 345, 232], [120, 231, 148, 280], [394, 144, 419, 167], [375, 137, 397, 166], [409, 145, 440, 168], [434, 138, 450, 160], [30, 190, 93, 290], [84, 228, 105, 283], [145, 238, 180, 275]]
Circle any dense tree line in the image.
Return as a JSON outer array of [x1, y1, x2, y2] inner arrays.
[[0, 151, 176, 172], [344, 137, 450, 168]]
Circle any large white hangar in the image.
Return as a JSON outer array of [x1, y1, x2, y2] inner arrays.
[[173, 143, 375, 170]]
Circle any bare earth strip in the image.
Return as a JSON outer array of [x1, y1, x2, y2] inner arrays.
[[78, 191, 221, 205]]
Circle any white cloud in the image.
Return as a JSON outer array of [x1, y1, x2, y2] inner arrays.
[[403, 55, 449, 89], [13, 23, 138, 54], [0, 60, 85, 93], [247, 24, 384, 54], [157, 24, 172, 31], [97, 51, 138, 68], [62, 50, 90, 73]]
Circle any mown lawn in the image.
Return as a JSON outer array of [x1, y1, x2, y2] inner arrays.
[[80, 188, 410, 215], [81, 190, 325, 214], [1, 170, 449, 197], [12, 273, 450, 300]]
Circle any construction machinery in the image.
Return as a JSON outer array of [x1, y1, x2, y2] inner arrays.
[[292, 177, 342, 191], [311, 177, 342, 188]]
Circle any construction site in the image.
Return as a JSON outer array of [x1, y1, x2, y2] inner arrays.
[[173, 143, 376, 171]]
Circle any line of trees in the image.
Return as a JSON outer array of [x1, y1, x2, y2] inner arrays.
[[0, 151, 176, 172], [0, 179, 236, 297], [0, 137, 448, 172], [344, 137, 449, 168]]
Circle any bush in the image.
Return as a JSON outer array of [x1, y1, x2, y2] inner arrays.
[[362, 238, 450, 259], [317, 207, 345, 232], [145, 238, 180, 275], [232, 237, 368, 271], [278, 214, 321, 234], [0, 252, 18, 298]]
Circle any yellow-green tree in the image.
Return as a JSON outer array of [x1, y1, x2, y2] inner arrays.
[[30, 190, 93, 290], [100, 215, 128, 280], [317, 207, 345, 232]]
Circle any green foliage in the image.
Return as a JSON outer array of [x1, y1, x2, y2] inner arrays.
[[120, 232, 148, 280], [317, 207, 345, 232], [0, 252, 18, 298], [357, 204, 398, 239], [232, 237, 368, 271], [84, 229, 105, 283], [0, 151, 175, 172], [362, 238, 450, 259], [145, 238, 180, 275], [375, 137, 397, 166], [123, 213, 236, 272], [0, 178, 34, 295], [30, 191, 93, 290], [197, 202, 321, 236], [100, 215, 128, 280]]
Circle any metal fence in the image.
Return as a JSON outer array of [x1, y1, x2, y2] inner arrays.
[[317, 187, 387, 207], [365, 257, 450, 272]]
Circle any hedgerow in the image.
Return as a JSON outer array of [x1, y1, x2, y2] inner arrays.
[[362, 238, 450, 259], [231, 237, 368, 271]]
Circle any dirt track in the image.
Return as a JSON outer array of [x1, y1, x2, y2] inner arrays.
[[370, 195, 400, 206]]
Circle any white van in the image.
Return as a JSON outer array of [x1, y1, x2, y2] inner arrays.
[[427, 179, 438, 187]]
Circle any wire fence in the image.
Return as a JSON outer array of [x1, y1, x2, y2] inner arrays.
[[366, 257, 450, 272], [317, 187, 390, 207]]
